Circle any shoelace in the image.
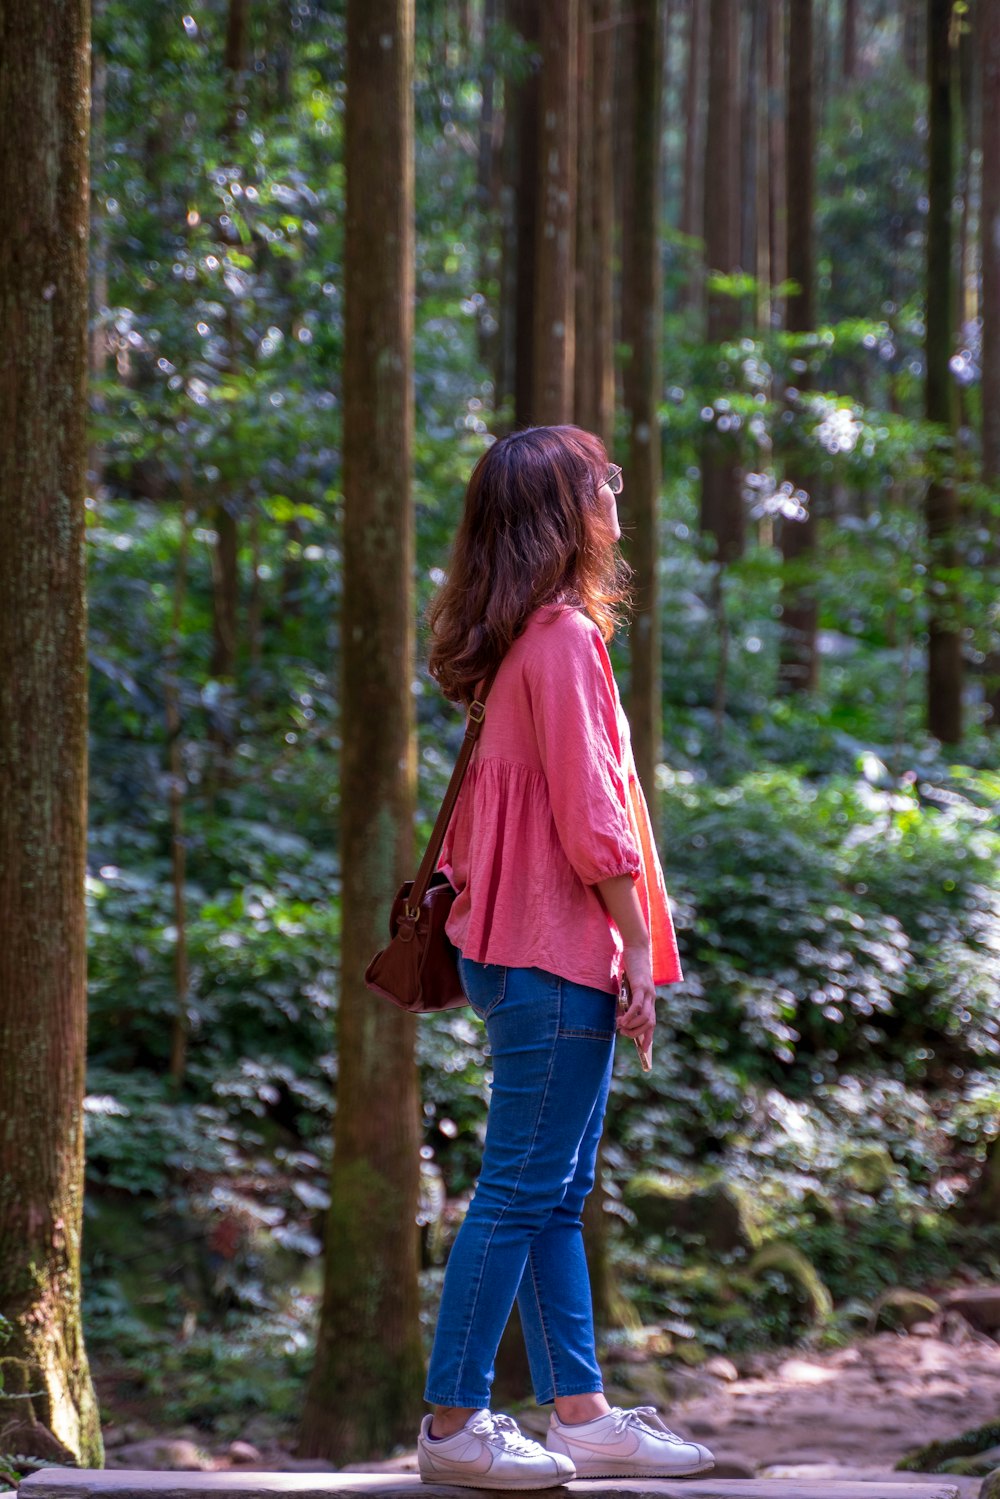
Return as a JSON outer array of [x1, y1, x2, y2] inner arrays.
[[607, 1406, 688, 1445], [469, 1411, 544, 1455]]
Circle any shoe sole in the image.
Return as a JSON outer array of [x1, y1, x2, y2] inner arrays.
[[562, 1462, 715, 1480], [418, 1474, 574, 1490]]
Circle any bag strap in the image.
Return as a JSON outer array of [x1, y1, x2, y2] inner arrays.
[[403, 666, 500, 920]]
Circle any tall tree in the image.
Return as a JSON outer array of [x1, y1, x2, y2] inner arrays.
[[924, 0, 963, 743], [778, 0, 819, 696], [699, 0, 744, 562], [842, 0, 859, 79], [532, 0, 578, 423], [622, 0, 664, 802], [574, 0, 615, 447], [982, 0, 1000, 731], [506, 0, 541, 425], [680, 0, 705, 269], [299, 0, 424, 1459], [0, 0, 103, 1465]]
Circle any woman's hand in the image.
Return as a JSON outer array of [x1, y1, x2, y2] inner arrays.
[[618, 943, 656, 1061]]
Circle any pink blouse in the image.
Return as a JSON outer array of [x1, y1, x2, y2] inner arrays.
[[439, 602, 684, 995]]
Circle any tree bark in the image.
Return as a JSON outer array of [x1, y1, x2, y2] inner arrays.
[[592, 0, 616, 446], [510, 0, 541, 426], [778, 0, 819, 697], [532, 0, 578, 424], [167, 488, 193, 1087], [622, 0, 664, 805], [575, 0, 597, 428], [766, 0, 787, 328], [0, 0, 103, 1465], [924, 0, 963, 744], [699, 0, 744, 563], [299, 0, 424, 1460], [680, 0, 705, 257], [842, 0, 858, 79], [982, 0, 1000, 730]]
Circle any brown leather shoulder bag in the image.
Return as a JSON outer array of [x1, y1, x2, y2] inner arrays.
[[363, 672, 497, 1014]]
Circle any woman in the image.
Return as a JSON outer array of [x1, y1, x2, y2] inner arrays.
[[417, 426, 714, 1488]]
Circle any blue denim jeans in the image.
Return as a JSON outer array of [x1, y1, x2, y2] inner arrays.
[[424, 957, 616, 1408]]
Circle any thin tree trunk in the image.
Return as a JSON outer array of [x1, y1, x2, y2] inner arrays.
[[575, 0, 597, 427], [622, 0, 664, 805], [767, 0, 787, 327], [680, 0, 705, 311], [982, 0, 1000, 729], [532, 0, 579, 424], [925, 0, 963, 744], [88, 0, 109, 504], [167, 488, 193, 1087], [593, 0, 616, 446], [477, 0, 499, 370], [512, 0, 541, 425], [0, 0, 102, 1465], [300, 0, 424, 1460], [842, 0, 858, 79], [699, 0, 743, 563], [778, 0, 819, 696], [741, 6, 761, 309]]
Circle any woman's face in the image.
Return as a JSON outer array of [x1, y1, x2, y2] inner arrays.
[[598, 472, 621, 541]]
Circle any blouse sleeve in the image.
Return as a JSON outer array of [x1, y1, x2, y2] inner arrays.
[[526, 610, 642, 886]]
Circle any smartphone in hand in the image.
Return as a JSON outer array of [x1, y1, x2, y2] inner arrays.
[[617, 975, 652, 1072]]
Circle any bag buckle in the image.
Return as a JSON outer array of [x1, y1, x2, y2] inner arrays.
[[468, 699, 486, 724]]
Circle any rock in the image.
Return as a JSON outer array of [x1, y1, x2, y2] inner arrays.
[[623, 1173, 762, 1253], [870, 1289, 941, 1333], [944, 1287, 1000, 1333], [105, 1438, 213, 1471], [704, 1355, 740, 1382], [748, 1242, 834, 1323], [777, 1358, 831, 1384], [912, 1322, 938, 1337], [686, 1419, 720, 1436], [840, 1144, 899, 1192], [981, 1470, 1000, 1499], [709, 1457, 758, 1478], [100, 1429, 130, 1451], [227, 1442, 261, 1466]]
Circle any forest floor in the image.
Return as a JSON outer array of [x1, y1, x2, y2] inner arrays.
[[99, 1315, 1000, 1484]]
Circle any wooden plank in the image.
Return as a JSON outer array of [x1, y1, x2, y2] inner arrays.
[[17, 1470, 963, 1499]]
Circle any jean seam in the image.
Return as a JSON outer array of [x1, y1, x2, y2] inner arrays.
[[448, 973, 561, 1397], [526, 1245, 558, 1403], [558, 1027, 615, 1040]]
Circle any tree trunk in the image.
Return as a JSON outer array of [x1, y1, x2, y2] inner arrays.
[[299, 0, 424, 1460], [766, 0, 787, 328], [699, 0, 743, 563], [532, 0, 578, 424], [592, 0, 616, 446], [740, 6, 761, 307], [622, 0, 664, 805], [982, 0, 1000, 730], [511, 0, 541, 426], [842, 0, 858, 79], [575, 0, 597, 428], [924, 0, 963, 744], [778, 0, 819, 697], [477, 0, 499, 371], [0, 0, 102, 1466], [680, 0, 705, 311]]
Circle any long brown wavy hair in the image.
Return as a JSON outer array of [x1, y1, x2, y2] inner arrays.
[[427, 425, 631, 704]]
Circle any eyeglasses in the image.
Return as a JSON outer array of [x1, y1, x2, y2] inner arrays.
[[605, 465, 623, 494]]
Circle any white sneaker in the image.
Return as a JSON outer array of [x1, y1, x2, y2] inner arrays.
[[418, 1409, 576, 1489], [546, 1404, 715, 1478]]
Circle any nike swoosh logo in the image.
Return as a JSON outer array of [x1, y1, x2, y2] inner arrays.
[[555, 1431, 641, 1458], [424, 1442, 495, 1475]]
